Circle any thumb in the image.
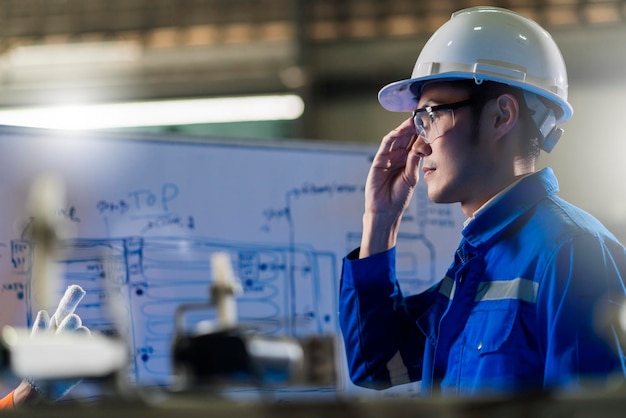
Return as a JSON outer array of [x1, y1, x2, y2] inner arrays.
[[404, 151, 421, 187]]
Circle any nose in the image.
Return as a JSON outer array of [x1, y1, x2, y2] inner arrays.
[[413, 133, 432, 157]]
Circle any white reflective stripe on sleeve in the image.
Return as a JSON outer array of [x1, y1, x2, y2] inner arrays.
[[438, 276, 455, 300], [475, 278, 538, 303], [386, 350, 411, 386]]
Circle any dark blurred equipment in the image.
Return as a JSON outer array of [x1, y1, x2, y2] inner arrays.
[[172, 324, 336, 389], [172, 252, 336, 391]]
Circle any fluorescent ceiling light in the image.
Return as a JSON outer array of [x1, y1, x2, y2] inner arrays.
[[8, 41, 142, 67], [0, 95, 304, 130]]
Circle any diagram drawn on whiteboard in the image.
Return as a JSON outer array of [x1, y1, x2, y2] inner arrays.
[[0, 127, 465, 394], [13, 182, 462, 388]]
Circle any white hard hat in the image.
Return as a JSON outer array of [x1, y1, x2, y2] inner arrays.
[[378, 6, 573, 151]]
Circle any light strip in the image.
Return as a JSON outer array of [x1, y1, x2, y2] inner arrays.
[[8, 41, 142, 67], [0, 95, 304, 130]]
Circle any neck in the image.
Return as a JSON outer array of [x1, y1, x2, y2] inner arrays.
[[513, 155, 536, 177], [461, 161, 536, 217]]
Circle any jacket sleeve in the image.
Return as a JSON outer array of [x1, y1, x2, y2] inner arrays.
[[537, 233, 626, 390], [0, 391, 14, 409], [338, 247, 426, 389]]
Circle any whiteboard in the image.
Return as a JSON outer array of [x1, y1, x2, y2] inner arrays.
[[0, 126, 465, 392]]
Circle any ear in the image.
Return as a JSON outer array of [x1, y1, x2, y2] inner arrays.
[[491, 94, 519, 139]]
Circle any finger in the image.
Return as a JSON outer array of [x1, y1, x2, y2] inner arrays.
[[56, 314, 92, 336], [74, 326, 91, 336], [56, 313, 82, 334], [373, 123, 416, 173], [30, 310, 50, 337], [404, 148, 422, 186], [379, 117, 416, 154], [50, 285, 86, 329]]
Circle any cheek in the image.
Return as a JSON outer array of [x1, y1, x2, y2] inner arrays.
[[432, 136, 479, 183], [437, 134, 473, 168]]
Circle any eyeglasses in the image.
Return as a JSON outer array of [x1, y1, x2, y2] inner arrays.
[[412, 99, 473, 144]]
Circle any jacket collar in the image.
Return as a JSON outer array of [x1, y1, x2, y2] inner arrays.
[[462, 167, 560, 248]]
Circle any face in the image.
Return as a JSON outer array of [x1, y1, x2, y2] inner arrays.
[[414, 81, 496, 213]]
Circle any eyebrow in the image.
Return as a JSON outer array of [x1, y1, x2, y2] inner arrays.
[[417, 96, 473, 110], [417, 99, 438, 108], [417, 96, 454, 109]]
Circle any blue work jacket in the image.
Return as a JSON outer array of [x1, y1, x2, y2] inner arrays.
[[339, 168, 626, 397]]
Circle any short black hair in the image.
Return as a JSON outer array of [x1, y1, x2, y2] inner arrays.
[[465, 80, 541, 159]]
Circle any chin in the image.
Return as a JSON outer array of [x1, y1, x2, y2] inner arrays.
[[427, 188, 455, 205]]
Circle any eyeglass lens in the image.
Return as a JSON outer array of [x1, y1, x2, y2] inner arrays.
[[413, 108, 455, 144]]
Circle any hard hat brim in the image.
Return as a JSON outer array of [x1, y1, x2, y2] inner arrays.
[[377, 72, 573, 125], [377, 74, 464, 113]]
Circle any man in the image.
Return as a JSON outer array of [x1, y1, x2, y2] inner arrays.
[[339, 6, 626, 397]]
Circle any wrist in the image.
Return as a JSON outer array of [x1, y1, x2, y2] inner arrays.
[[359, 212, 400, 258], [12, 379, 40, 406]]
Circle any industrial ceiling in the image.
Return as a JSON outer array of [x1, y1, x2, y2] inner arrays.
[[0, 0, 624, 138]]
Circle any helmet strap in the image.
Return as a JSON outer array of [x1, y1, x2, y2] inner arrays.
[[522, 91, 563, 153]]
